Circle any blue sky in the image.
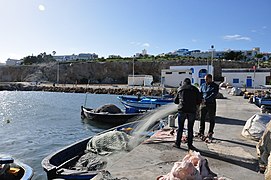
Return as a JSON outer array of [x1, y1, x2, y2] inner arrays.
[[0, 0, 270, 62]]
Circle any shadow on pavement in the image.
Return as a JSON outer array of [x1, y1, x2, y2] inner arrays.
[[215, 116, 246, 126], [214, 138, 256, 148], [198, 149, 259, 172]]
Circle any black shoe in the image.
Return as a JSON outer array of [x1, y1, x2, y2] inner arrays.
[[207, 133, 213, 140], [188, 145, 197, 151], [195, 132, 204, 138], [173, 143, 181, 149]]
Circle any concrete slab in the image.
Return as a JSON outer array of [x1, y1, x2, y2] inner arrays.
[[105, 89, 264, 179]]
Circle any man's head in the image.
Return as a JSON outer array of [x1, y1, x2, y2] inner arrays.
[[183, 78, 191, 85], [204, 74, 213, 84]]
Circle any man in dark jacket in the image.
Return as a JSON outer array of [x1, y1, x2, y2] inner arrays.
[[198, 74, 219, 140], [174, 78, 202, 150]]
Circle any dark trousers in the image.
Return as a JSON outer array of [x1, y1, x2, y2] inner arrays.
[[199, 103, 216, 134], [176, 112, 196, 147]]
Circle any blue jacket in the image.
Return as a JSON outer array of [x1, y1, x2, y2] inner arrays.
[[200, 82, 219, 104]]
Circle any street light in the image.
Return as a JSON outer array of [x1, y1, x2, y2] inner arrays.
[[56, 61, 60, 85], [211, 45, 214, 68], [133, 55, 135, 86], [207, 45, 215, 74]]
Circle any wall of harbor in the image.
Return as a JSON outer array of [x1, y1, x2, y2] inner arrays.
[[0, 83, 171, 96]]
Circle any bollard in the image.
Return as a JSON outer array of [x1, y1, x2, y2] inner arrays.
[[168, 115, 175, 127]]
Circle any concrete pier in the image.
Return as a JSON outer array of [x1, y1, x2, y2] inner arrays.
[[105, 89, 264, 179]]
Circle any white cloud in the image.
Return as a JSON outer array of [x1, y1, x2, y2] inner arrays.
[[223, 34, 251, 41], [262, 26, 267, 29], [251, 30, 257, 33], [130, 42, 150, 47], [191, 39, 197, 42], [142, 43, 150, 47], [130, 42, 141, 46], [38, 4, 45, 11]]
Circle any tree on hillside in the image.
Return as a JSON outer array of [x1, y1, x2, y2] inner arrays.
[[255, 54, 263, 59], [224, 51, 245, 61], [22, 53, 56, 65]]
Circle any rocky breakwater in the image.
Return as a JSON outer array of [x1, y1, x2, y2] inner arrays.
[[0, 83, 176, 96]]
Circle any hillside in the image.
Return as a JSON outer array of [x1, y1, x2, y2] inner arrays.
[[0, 60, 254, 84]]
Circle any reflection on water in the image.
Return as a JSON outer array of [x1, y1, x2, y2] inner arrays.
[[0, 91, 123, 179]]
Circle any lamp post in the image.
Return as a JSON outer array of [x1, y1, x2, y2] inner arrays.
[[56, 61, 60, 86], [133, 55, 135, 86], [207, 45, 214, 74], [211, 45, 214, 68]]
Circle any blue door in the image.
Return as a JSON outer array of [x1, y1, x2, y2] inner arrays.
[[200, 79, 206, 85], [246, 78, 252, 87]]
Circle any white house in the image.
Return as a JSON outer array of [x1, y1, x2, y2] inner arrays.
[[169, 65, 214, 86], [128, 75, 153, 86], [161, 69, 192, 88], [53, 55, 77, 61], [222, 68, 271, 88], [6, 58, 22, 66], [53, 53, 98, 61]]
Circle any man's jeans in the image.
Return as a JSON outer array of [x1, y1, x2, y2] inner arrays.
[[176, 112, 196, 147], [199, 103, 216, 135]]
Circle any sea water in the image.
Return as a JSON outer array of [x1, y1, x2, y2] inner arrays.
[[0, 91, 123, 179]]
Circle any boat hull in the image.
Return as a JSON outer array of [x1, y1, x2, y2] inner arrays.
[[42, 120, 145, 180], [0, 157, 33, 180], [118, 96, 173, 110], [254, 96, 271, 108], [81, 106, 142, 125]]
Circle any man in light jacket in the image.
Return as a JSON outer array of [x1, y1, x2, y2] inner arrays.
[[198, 74, 219, 141]]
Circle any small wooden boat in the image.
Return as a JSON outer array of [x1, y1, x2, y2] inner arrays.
[[0, 157, 33, 180], [118, 95, 174, 110], [81, 106, 143, 125], [42, 119, 161, 180]]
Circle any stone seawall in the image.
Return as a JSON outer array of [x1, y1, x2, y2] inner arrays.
[[0, 60, 254, 84], [0, 83, 173, 96]]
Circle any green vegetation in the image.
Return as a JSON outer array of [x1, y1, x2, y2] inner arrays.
[[224, 51, 245, 61], [22, 52, 56, 65], [20, 51, 271, 69]]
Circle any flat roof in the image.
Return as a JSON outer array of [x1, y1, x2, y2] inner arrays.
[[128, 75, 153, 77], [161, 69, 192, 72], [222, 68, 271, 73]]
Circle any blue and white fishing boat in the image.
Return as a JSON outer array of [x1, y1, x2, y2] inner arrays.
[[42, 117, 165, 179], [253, 96, 271, 108], [118, 95, 174, 110]]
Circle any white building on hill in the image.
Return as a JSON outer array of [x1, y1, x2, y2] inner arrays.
[[222, 68, 271, 88], [53, 53, 98, 61], [6, 58, 22, 66]]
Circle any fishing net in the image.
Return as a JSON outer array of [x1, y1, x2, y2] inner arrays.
[[157, 151, 218, 180], [241, 113, 271, 140], [74, 130, 132, 171], [86, 130, 132, 155], [95, 104, 122, 114]]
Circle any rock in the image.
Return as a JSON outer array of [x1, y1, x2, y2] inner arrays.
[[257, 121, 271, 168]]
